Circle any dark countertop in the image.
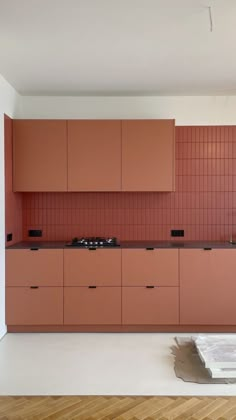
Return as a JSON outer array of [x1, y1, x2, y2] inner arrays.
[[6, 240, 236, 249]]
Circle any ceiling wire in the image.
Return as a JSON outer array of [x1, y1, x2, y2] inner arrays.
[[208, 6, 213, 32]]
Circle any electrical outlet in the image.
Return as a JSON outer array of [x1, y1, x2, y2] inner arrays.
[[171, 229, 184, 237], [6, 233, 12, 242], [28, 229, 42, 237]]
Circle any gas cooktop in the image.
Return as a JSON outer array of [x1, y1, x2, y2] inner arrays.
[[66, 237, 119, 248]]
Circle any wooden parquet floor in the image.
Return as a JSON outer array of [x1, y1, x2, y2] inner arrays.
[[1, 397, 236, 420]]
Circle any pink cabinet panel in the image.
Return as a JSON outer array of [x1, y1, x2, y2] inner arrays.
[[122, 120, 175, 191], [6, 249, 63, 287], [180, 249, 236, 325], [13, 120, 67, 191], [6, 287, 63, 325], [68, 120, 121, 191], [122, 249, 178, 286], [64, 249, 121, 286], [122, 287, 179, 325], [64, 287, 121, 325]]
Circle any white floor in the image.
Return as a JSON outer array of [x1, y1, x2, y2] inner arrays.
[[0, 332, 236, 396]]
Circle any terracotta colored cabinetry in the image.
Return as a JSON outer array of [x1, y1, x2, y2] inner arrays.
[[6, 287, 63, 325], [180, 249, 236, 325], [6, 249, 63, 325], [122, 249, 178, 286], [64, 249, 122, 325], [64, 287, 121, 325], [13, 119, 175, 192], [122, 249, 179, 325], [122, 120, 175, 191], [68, 120, 121, 191], [6, 249, 63, 287], [13, 120, 67, 191], [122, 287, 179, 325], [64, 249, 121, 286]]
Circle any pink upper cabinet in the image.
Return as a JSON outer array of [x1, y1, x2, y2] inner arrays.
[[180, 249, 236, 325], [68, 120, 122, 191], [122, 120, 175, 191], [13, 120, 67, 191]]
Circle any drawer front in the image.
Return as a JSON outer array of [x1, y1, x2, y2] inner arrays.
[[6, 249, 63, 286], [64, 287, 121, 325], [122, 249, 178, 286], [64, 249, 121, 286], [122, 287, 179, 325], [6, 287, 63, 325]]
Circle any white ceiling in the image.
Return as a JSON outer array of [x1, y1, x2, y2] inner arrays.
[[0, 0, 236, 96]]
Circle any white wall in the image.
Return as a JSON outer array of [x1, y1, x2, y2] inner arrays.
[[16, 95, 236, 125], [0, 75, 19, 339]]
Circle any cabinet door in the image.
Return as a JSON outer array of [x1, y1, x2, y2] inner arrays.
[[64, 249, 121, 286], [64, 287, 121, 325], [68, 120, 121, 191], [13, 120, 67, 191], [122, 249, 178, 286], [6, 249, 63, 287], [122, 120, 175, 191], [122, 287, 179, 325], [180, 249, 236, 325], [6, 287, 63, 325]]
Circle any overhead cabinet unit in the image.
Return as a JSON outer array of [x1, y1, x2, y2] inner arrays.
[[122, 120, 175, 191], [13, 119, 175, 192], [13, 120, 67, 191], [68, 120, 122, 191]]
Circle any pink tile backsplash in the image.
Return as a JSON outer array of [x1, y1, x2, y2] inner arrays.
[[21, 126, 236, 241]]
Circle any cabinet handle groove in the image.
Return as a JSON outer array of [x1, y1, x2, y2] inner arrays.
[[30, 248, 39, 251], [30, 286, 39, 289], [88, 286, 97, 288], [146, 247, 154, 251], [146, 286, 155, 288], [203, 247, 212, 251]]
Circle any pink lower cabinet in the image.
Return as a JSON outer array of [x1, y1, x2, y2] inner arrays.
[[180, 249, 236, 325], [6, 287, 63, 325], [64, 249, 121, 286], [122, 249, 178, 286], [122, 287, 179, 325], [64, 287, 122, 325], [6, 249, 63, 287]]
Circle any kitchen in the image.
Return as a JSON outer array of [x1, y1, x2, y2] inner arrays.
[[1, 0, 236, 417]]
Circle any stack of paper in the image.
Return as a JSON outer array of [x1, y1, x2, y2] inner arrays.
[[194, 335, 236, 379]]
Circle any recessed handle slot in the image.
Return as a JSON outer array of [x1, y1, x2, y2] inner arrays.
[[146, 247, 154, 251], [88, 248, 97, 251], [203, 248, 212, 251], [30, 248, 39, 251], [88, 286, 97, 288], [30, 286, 39, 289], [146, 286, 155, 288]]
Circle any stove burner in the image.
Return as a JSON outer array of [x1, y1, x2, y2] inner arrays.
[[66, 237, 119, 248]]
